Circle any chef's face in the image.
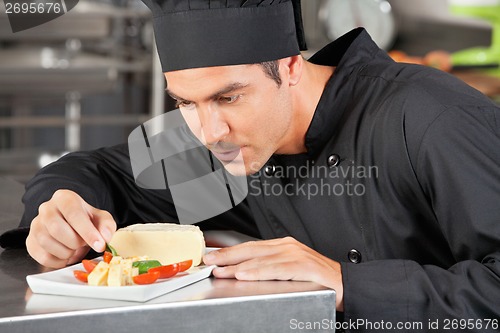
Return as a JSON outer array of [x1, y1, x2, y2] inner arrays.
[[164, 62, 293, 175]]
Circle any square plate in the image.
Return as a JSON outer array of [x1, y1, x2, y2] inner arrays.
[[26, 249, 218, 302]]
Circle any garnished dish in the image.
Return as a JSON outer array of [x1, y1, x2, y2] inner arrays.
[[27, 223, 216, 301], [72, 243, 194, 286]]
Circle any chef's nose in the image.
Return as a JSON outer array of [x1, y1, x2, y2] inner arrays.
[[201, 107, 229, 145]]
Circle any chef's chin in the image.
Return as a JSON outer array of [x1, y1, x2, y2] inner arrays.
[[221, 159, 248, 176], [216, 149, 250, 176]]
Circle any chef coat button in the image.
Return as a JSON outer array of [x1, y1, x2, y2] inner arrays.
[[348, 249, 362, 264], [327, 154, 340, 167], [264, 165, 276, 176]]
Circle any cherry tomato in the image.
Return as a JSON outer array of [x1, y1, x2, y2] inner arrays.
[[103, 251, 113, 264], [178, 260, 193, 272], [149, 263, 180, 279], [73, 270, 89, 283], [133, 270, 160, 285], [82, 259, 98, 273]]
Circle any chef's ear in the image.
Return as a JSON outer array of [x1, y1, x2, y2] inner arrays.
[[280, 55, 303, 87]]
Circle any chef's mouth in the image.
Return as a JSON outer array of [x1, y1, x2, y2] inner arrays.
[[210, 147, 241, 162]]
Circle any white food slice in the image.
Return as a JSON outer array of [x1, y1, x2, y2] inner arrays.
[[107, 256, 123, 287], [88, 261, 110, 286], [120, 259, 134, 286]]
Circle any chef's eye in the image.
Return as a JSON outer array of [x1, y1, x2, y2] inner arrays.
[[176, 100, 194, 109], [219, 95, 240, 104]]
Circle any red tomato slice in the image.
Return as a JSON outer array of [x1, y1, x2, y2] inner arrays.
[[73, 270, 88, 283], [133, 270, 160, 285], [178, 260, 193, 272], [103, 251, 113, 264], [82, 259, 98, 273], [148, 263, 180, 279]]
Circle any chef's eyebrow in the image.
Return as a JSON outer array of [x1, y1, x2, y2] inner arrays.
[[208, 82, 249, 100], [166, 82, 249, 103], [165, 89, 185, 102]]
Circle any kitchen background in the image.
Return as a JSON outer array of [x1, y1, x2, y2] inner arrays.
[[0, 0, 498, 182]]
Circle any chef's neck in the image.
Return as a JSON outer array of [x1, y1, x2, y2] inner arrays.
[[280, 59, 335, 155]]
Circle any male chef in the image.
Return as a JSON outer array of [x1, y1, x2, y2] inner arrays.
[[1, 0, 499, 331]]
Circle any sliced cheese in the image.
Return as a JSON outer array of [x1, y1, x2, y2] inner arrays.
[[109, 223, 205, 266], [120, 259, 135, 286], [88, 261, 109, 286], [107, 256, 123, 287], [106, 257, 137, 286]]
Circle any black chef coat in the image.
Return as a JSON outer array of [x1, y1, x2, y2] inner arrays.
[[1, 28, 499, 331]]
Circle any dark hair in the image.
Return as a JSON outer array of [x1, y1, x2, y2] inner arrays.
[[260, 60, 282, 87]]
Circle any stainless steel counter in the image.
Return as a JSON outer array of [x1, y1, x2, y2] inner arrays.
[[0, 177, 336, 332]]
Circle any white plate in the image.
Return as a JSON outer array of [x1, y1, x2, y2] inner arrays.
[[26, 249, 218, 302]]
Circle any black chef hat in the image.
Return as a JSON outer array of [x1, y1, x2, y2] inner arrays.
[[141, 0, 307, 72]]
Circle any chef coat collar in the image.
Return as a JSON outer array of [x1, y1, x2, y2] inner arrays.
[[303, 28, 381, 159]]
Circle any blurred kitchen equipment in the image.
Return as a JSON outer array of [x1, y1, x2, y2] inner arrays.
[[319, 0, 396, 50], [449, 0, 500, 73], [0, 0, 152, 159]]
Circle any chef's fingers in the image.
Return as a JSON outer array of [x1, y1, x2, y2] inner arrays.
[[203, 236, 305, 266], [208, 237, 345, 311], [211, 253, 294, 279], [234, 260, 300, 282], [38, 200, 87, 250], [52, 190, 107, 253], [36, 221, 77, 260], [26, 217, 70, 268], [236, 256, 344, 312], [66, 245, 91, 265], [212, 249, 321, 279], [212, 251, 342, 293], [204, 243, 278, 266]]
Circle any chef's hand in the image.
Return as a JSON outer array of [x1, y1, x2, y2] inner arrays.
[[26, 189, 116, 268], [203, 237, 344, 311]]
